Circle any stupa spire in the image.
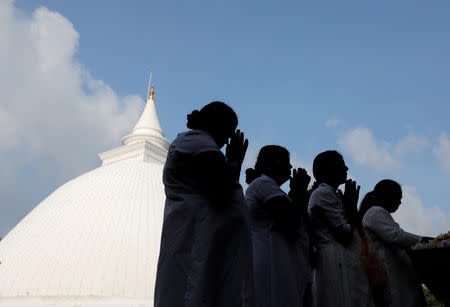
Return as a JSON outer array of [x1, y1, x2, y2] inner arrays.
[[122, 73, 166, 146], [149, 85, 155, 101], [99, 74, 169, 165], [146, 71, 153, 101]]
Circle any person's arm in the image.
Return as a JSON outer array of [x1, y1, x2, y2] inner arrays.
[[321, 206, 354, 245], [362, 207, 422, 248], [310, 189, 354, 245], [191, 130, 248, 208]]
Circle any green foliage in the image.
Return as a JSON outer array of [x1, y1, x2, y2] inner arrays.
[[423, 286, 445, 307]]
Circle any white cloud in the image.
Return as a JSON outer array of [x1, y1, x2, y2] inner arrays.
[[395, 134, 429, 156], [337, 127, 400, 172], [393, 186, 450, 236], [433, 132, 450, 172], [0, 2, 143, 235], [334, 124, 432, 173]]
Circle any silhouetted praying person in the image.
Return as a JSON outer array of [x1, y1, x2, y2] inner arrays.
[[307, 150, 373, 307], [154, 101, 253, 307], [245, 145, 313, 307], [360, 179, 431, 307]]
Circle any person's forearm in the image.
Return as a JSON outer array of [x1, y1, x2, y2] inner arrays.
[[313, 205, 355, 245], [391, 229, 422, 248]]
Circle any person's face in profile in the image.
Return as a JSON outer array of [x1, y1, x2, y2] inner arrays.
[[386, 190, 402, 213], [273, 153, 292, 186], [335, 156, 348, 185], [216, 124, 237, 149]]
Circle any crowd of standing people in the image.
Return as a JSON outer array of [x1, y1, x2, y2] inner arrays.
[[154, 101, 432, 307]]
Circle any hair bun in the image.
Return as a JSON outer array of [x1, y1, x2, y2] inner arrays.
[[187, 110, 201, 129], [245, 168, 260, 184], [362, 190, 376, 205]]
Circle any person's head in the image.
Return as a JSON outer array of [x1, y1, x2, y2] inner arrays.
[[312, 150, 348, 188], [246, 145, 292, 186], [373, 179, 402, 213], [359, 179, 402, 222], [186, 101, 238, 148]]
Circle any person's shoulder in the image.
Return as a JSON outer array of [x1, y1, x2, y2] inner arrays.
[[253, 175, 287, 199], [366, 206, 388, 216], [177, 130, 213, 142], [256, 174, 274, 184], [318, 183, 335, 192], [309, 183, 339, 209], [246, 176, 266, 191], [173, 130, 220, 155], [363, 206, 391, 228], [251, 175, 278, 189], [364, 206, 389, 222], [171, 130, 191, 145], [310, 183, 335, 198]]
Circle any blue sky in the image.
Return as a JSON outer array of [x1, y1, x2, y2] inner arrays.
[[1, 0, 449, 236]]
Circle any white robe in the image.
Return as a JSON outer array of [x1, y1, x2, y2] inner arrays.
[[362, 206, 425, 307], [308, 183, 373, 307], [154, 130, 253, 307], [245, 174, 312, 307]]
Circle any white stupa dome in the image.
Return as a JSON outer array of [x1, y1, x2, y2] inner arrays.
[[0, 86, 168, 307]]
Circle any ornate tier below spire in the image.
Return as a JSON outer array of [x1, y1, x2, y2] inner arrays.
[[99, 84, 169, 166]]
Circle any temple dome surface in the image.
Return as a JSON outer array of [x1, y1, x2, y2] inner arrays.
[[0, 90, 167, 306]]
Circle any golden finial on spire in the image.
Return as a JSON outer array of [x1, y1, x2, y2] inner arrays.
[[149, 85, 155, 100]]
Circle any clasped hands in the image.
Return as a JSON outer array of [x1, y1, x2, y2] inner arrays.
[[289, 168, 311, 210], [225, 129, 248, 180], [338, 179, 360, 224]]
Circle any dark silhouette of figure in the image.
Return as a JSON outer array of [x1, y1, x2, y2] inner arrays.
[[307, 150, 373, 307], [359, 180, 403, 222], [154, 101, 252, 307], [245, 145, 313, 307], [360, 179, 431, 307]]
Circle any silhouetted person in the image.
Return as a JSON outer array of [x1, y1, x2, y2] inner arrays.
[[307, 150, 373, 307], [154, 101, 252, 307], [245, 145, 313, 307], [360, 179, 431, 307]]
